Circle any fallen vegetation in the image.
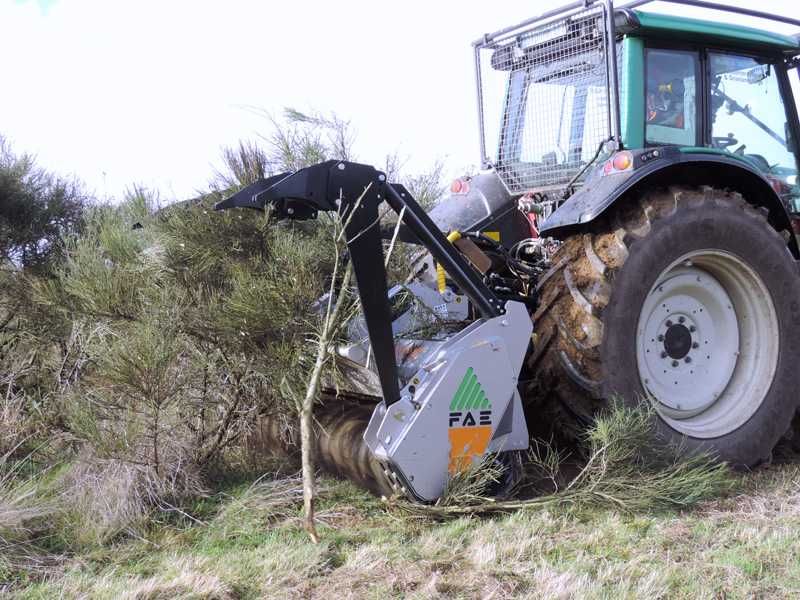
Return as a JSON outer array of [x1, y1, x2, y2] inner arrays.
[[410, 403, 733, 518], [4, 441, 800, 598]]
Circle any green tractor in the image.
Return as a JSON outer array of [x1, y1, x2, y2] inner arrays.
[[477, 0, 800, 466], [219, 0, 800, 501]]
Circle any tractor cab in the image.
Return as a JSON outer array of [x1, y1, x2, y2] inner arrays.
[[475, 1, 800, 217], [633, 12, 800, 210]]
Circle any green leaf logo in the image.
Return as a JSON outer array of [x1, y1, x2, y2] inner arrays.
[[449, 367, 491, 412]]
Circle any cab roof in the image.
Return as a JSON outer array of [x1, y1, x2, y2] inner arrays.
[[627, 8, 800, 53]]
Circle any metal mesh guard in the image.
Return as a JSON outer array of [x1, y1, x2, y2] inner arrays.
[[477, 6, 611, 193]]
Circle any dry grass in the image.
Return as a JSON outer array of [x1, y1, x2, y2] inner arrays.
[[207, 473, 308, 538], [7, 461, 800, 599], [121, 557, 236, 600], [0, 468, 44, 542], [0, 451, 58, 589], [3, 406, 798, 598], [57, 452, 205, 545]]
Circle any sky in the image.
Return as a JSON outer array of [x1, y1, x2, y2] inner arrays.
[[1, 0, 798, 202]]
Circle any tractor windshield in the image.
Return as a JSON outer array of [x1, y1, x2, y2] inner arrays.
[[475, 5, 614, 194], [498, 57, 610, 189]]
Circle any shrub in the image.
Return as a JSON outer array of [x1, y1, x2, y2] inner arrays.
[[0, 136, 86, 272]]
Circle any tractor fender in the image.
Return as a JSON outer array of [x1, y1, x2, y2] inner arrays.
[[540, 147, 797, 256]]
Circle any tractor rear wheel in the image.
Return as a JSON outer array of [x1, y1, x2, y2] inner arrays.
[[527, 186, 800, 466]]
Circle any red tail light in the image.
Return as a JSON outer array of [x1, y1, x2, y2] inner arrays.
[[450, 179, 470, 195]]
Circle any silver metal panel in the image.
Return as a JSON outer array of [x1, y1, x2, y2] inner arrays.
[[364, 301, 532, 501]]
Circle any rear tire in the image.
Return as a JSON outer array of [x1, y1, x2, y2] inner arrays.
[[527, 186, 800, 466]]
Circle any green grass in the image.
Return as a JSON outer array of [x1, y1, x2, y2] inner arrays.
[[7, 461, 800, 600]]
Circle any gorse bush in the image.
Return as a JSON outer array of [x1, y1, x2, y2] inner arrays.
[[35, 190, 335, 539], [20, 111, 368, 540], [0, 140, 87, 467]]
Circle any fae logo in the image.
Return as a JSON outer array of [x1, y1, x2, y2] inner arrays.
[[447, 367, 492, 473]]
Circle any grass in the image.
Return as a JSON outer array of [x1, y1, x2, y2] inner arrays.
[[2, 461, 799, 599], [4, 404, 800, 599]]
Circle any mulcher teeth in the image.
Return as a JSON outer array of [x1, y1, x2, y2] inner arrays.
[[383, 465, 413, 500]]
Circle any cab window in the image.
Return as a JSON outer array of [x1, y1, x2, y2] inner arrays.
[[645, 49, 699, 146], [708, 52, 799, 202]]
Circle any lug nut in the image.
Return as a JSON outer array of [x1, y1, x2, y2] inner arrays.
[[661, 351, 668, 358], [689, 325, 696, 332], [666, 320, 673, 327], [692, 342, 699, 349], [658, 334, 664, 342], [678, 316, 685, 323], [671, 360, 679, 367], [685, 356, 692, 363]]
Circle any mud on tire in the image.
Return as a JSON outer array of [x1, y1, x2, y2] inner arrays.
[[526, 186, 800, 466]]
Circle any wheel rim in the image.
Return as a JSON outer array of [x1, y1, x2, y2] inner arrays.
[[636, 250, 779, 439]]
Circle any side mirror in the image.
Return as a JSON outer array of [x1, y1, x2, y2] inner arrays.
[[746, 64, 770, 84]]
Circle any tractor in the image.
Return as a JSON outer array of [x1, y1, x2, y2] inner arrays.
[[217, 0, 800, 501]]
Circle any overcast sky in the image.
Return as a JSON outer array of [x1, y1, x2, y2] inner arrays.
[[1, 0, 797, 201]]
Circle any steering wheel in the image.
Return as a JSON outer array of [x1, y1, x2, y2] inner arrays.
[[712, 135, 739, 149]]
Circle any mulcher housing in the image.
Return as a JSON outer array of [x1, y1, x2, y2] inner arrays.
[[216, 161, 533, 501]]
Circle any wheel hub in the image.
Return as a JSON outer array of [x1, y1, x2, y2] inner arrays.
[[637, 265, 739, 417], [663, 322, 692, 360]]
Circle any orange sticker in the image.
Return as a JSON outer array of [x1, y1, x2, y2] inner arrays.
[[448, 425, 492, 473]]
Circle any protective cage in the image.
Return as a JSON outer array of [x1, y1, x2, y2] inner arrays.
[[473, 1, 619, 194]]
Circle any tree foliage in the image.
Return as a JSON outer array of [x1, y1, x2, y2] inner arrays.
[[0, 109, 446, 544], [0, 137, 86, 271]]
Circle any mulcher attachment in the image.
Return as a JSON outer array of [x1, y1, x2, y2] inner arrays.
[[216, 160, 531, 502]]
